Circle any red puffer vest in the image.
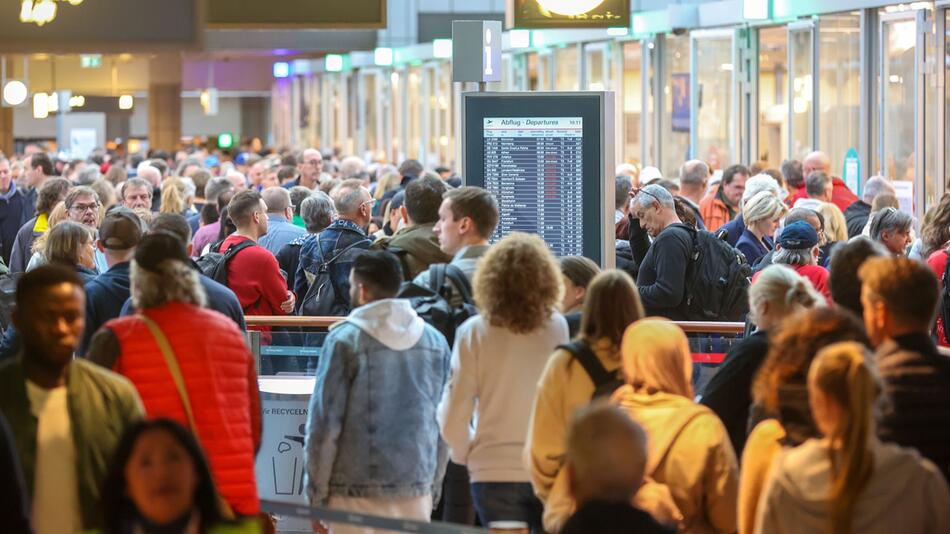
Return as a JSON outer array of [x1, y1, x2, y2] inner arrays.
[[105, 301, 261, 515]]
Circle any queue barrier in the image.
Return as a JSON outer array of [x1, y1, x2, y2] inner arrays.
[[244, 316, 747, 371], [261, 500, 488, 533]]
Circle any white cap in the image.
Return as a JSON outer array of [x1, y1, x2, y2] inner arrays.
[[640, 166, 663, 184]]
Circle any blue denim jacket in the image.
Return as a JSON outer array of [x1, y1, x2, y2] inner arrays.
[[305, 299, 451, 504], [293, 219, 370, 313]]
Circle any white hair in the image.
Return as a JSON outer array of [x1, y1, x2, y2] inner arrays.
[[635, 184, 674, 209], [743, 190, 788, 225], [136, 164, 161, 187], [863, 176, 895, 203], [742, 174, 782, 206]]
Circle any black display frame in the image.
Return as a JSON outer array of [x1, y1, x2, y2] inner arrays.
[[462, 92, 612, 266]]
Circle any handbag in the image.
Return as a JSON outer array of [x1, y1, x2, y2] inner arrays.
[[139, 314, 237, 521]]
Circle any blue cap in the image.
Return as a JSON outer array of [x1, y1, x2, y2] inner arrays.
[[204, 155, 220, 168], [779, 220, 819, 249]]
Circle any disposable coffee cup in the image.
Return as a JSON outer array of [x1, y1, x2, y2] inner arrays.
[[488, 521, 529, 533]]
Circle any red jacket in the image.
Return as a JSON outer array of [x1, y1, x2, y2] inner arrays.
[[787, 178, 858, 213], [927, 250, 950, 348], [220, 235, 291, 343], [105, 301, 262, 515]]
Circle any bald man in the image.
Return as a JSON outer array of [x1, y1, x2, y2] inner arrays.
[[257, 186, 306, 255], [285, 148, 330, 190], [789, 151, 858, 212], [559, 404, 673, 534]]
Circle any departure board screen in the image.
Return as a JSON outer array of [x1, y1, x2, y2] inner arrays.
[[483, 117, 584, 256], [462, 92, 614, 266]]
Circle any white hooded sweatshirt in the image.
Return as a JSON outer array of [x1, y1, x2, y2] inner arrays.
[[754, 438, 950, 534]]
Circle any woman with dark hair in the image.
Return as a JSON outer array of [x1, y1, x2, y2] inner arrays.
[[527, 270, 645, 532], [9, 177, 71, 273], [100, 418, 257, 534], [557, 256, 601, 337]]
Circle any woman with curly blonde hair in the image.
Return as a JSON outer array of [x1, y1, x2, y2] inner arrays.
[[439, 232, 568, 531]]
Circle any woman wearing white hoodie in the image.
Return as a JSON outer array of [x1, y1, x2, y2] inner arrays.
[[754, 342, 950, 534], [439, 232, 568, 531]]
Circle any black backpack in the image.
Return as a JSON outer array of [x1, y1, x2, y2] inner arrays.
[[396, 263, 478, 347], [557, 340, 624, 400], [682, 227, 752, 321], [195, 239, 256, 286], [0, 272, 21, 332], [298, 238, 370, 317]]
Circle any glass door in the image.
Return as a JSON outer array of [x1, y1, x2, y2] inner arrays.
[[879, 9, 933, 215], [691, 29, 736, 170], [788, 21, 816, 161], [758, 26, 788, 168], [538, 50, 554, 90], [584, 42, 610, 91], [621, 41, 643, 165]]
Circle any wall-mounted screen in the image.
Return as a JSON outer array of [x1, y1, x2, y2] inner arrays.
[[463, 92, 615, 266], [511, 0, 630, 29]]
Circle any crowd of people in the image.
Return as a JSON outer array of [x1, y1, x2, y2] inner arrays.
[[0, 143, 948, 534]]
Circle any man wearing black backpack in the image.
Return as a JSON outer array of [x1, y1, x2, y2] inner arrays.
[[218, 191, 295, 343], [294, 179, 372, 316], [629, 184, 693, 320]]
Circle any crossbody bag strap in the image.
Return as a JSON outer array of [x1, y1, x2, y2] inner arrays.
[[138, 313, 236, 520], [139, 314, 199, 432]]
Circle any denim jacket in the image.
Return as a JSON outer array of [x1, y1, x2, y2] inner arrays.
[[293, 219, 371, 313], [305, 299, 451, 505]]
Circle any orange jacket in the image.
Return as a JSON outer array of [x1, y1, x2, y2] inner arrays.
[[105, 301, 262, 516], [700, 190, 733, 232]]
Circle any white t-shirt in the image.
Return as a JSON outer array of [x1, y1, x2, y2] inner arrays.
[[26, 380, 82, 534]]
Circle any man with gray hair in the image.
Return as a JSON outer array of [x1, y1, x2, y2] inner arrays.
[[629, 184, 693, 319], [795, 171, 848, 243], [679, 159, 709, 207], [257, 187, 306, 255], [294, 178, 373, 315], [277, 191, 335, 286], [845, 176, 895, 238]]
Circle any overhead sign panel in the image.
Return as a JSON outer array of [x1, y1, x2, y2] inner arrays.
[[0, 0, 200, 52], [510, 0, 630, 29], [207, 0, 385, 28]]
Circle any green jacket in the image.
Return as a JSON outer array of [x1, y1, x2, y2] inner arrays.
[[373, 222, 451, 280], [0, 357, 144, 530]]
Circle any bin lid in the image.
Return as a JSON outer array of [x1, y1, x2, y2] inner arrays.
[[258, 376, 316, 395]]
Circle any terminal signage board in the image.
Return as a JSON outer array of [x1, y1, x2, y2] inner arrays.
[[462, 92, 616, 267], [0, 0, 200, 52], [207, 0, 385, 28], [510, 0, 630, 29]]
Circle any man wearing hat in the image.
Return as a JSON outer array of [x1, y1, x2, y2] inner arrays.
[[78, 208, 143, 355]]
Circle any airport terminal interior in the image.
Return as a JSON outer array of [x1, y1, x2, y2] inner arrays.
[[2, 1, 950, 533]]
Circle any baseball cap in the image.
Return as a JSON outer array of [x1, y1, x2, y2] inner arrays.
[[99, 207, 143, 250], [134, 232, 191, 273], [778, 220, 819, 249]]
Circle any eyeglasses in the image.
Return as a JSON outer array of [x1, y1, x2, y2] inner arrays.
[[361, 198, 377, 209], [69, 202, 100, 213]]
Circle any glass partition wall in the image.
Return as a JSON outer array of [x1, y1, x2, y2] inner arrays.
[[691, 30, 736, 170], [758, 27, 788, 168]]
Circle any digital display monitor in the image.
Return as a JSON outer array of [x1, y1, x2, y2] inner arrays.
[[463, 92, 615, 266]]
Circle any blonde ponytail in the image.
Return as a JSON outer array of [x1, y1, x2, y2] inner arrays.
[[160, 177, 186, 215], [808, 342, 882, 534]]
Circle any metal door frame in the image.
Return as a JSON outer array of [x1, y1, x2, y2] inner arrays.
[[878, 9, 926, 215], [787, 19, 818, 160], [689, 28, 737, 165], [582, 40, 612, 90]]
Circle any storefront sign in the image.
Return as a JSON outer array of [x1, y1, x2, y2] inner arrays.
[[206, 0, 385, 28], [671, 73, 690, 133], [511, 0, 630, 29]]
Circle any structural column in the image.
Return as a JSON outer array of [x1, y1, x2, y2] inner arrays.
[[0, 106, 12, 157], [147, 54, 182, 152]]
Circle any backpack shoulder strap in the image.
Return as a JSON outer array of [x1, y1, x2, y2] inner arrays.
[[443, 264, 474, 304], [324, 237, 370, 266], [557, 340, 613, 387], [428, 263, 448, 294], [222, 239, 255, 259], [645, 410, 706, 477]]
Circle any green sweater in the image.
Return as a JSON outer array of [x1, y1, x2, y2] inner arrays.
[[0, 357, 144, 530]]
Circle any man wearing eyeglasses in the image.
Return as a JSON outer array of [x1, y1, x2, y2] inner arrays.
[[629, 184, 693, 320], [286, 148, 330, 191], [63, 186, 108, 273]]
